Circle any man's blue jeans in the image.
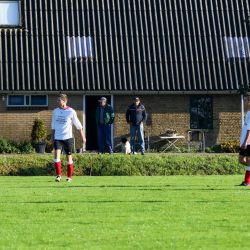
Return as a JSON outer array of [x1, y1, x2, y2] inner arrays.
[[130, 124, 145, 153], [97, 124, 113, 152]]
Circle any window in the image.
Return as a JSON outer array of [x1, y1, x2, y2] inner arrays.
[[8, 95, 24, 105], [31, 95, 47, 105], [8, 95, 48, 106], [66, 36, 94, 62], [0, 1, 21, 26], [190, 97, 213, 129], [223, 36, 250, 62]]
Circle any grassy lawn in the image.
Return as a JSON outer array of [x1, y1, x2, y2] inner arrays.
[[0, 175, 249, 249]]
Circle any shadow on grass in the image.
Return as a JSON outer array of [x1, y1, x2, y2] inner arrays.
[[1, 200, 236, 204], [13, 185, 244, 191], [3, 201, 172, 204]]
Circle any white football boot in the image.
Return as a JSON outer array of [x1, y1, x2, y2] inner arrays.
[[55, 175, 61, 182]]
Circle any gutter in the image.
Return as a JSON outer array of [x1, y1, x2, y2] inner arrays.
[[0, 90, 239, 95]]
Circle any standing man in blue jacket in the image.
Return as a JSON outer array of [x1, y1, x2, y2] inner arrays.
[[126, 97, 147, 155], [95, 97, 115, 154]]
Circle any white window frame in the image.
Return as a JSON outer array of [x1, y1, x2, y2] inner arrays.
[[0, 0, 22, 27], [7, 94, 48, 107]]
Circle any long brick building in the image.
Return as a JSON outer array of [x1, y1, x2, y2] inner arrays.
[[0, 0, 249, 150]]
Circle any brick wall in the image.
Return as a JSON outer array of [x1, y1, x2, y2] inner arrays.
[[0, 93, 242, 151], [113, 94, 242, 150], [0, 94, 84, 148]]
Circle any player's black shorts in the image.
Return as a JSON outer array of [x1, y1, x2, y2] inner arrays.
[[54, 138, 73, 155], [239, 145, 250, 156]]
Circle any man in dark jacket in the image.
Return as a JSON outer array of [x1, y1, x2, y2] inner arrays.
[[95, 97, 115, 154], [126, 97, 147, 155]]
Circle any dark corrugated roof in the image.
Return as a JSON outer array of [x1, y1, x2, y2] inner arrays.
[[0, 0, 250, 91]]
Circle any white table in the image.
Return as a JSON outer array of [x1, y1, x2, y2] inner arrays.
[[159, 136, 185, 152]]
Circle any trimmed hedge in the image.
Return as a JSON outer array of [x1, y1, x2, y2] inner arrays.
[[0, 154, 244, 176]]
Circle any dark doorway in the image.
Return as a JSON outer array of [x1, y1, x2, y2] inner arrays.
[[85, 95, 112, 150]]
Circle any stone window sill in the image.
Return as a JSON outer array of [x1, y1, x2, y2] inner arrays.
[[7, 107, 48, 110]]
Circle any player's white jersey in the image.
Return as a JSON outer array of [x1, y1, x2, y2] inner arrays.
[[52, 107, 83, 140], [240, 110, 250, 145]]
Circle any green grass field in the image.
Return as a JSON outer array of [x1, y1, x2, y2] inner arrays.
[[0, 175, 249, 250]]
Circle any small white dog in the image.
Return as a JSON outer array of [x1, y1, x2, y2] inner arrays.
[[121, 138, 131, 154]]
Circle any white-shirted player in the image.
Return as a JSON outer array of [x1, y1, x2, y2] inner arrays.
[[239, 95, 250, 186], [51, 94, 86, 182]]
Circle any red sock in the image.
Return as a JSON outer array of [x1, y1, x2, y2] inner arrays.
[[245, 167, 250, 185], [67, 161, 73, 179], [54, 160, 61, 176]]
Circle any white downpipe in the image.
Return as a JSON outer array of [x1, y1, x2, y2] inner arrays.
[[83, 95, 86, 151], [241, 94, 244, 129], [111, 95, 114, 149]]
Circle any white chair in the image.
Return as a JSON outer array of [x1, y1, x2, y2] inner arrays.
[[188, 131, 205, 152]]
